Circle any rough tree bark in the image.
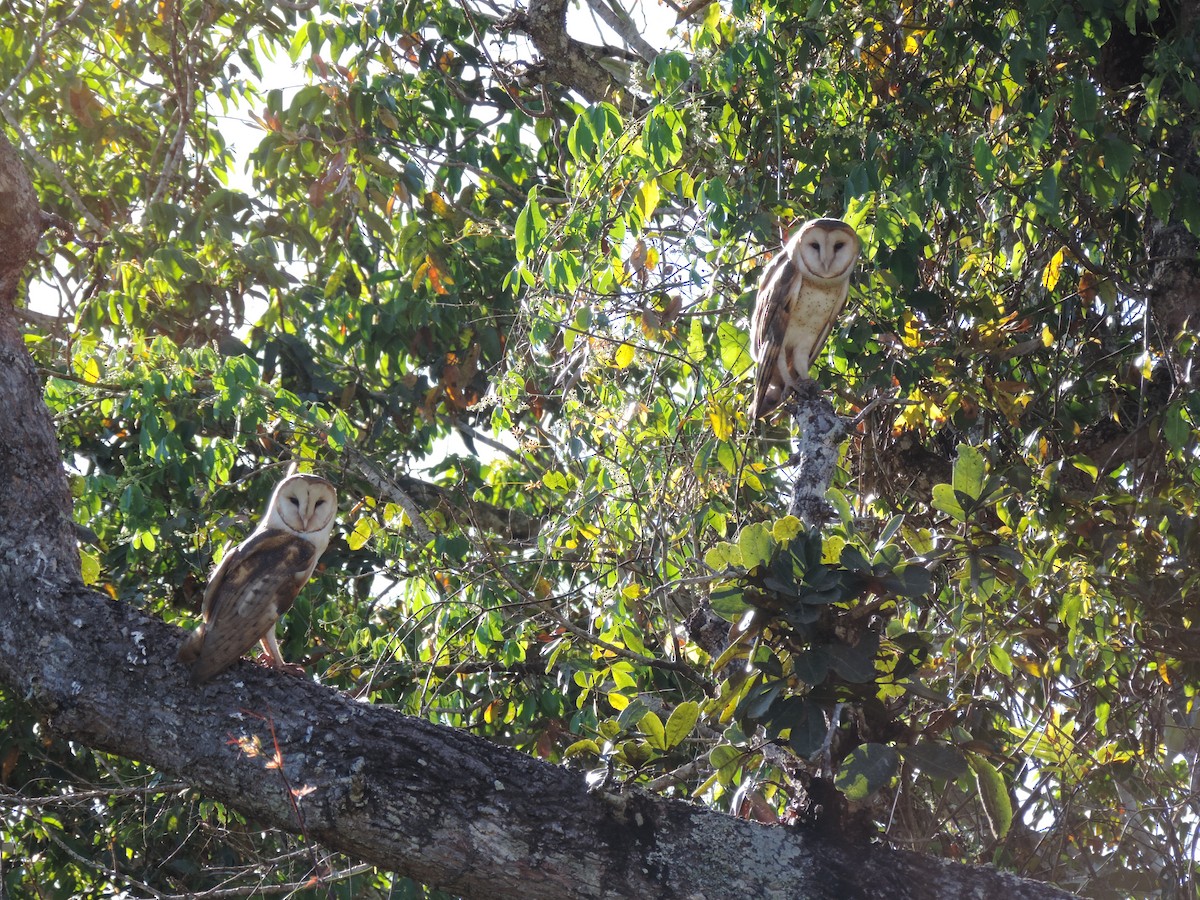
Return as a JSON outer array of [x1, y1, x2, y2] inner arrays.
[[498, 0, 646, 116], [785, 381, 846, 526], [0, 133, 1079, 898]]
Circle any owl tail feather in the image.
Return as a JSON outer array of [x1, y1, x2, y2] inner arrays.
[[177, 626, 208, 685]]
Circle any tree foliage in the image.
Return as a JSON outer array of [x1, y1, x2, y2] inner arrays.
[[3, 0, 1200, 896]]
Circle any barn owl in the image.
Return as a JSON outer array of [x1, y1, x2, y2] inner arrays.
[[178, 473, 336, 684], [749, 218, 860, 419]]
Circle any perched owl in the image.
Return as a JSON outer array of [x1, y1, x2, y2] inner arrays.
[[749, 218, 861, 419], [178, 473, 336, 684]]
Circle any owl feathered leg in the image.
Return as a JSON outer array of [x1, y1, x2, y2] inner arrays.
[[260, 628, 285, 666]]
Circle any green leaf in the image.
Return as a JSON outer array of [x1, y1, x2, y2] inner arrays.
[[988, 643, 1013, 676], [665, 701, 700, 749], [828, 635, 879, 683], [1164, 402, 1190, 451], [1072, 79, 1098, 132], [951, 444, 986, 500], [736, 522, 774, 571], [616, 697, 650, 731], [644, 106, 685, 168], [931, 483, 967, 522], [1101, 136, 1134, 182], [641, 711, 667, 751], [1029, 104, 1054, 151], [515, 189, 547, 260], [842, 195, 875, 233], [838, 545, 870, 573], [836, 743, 900, 801], [704, 541, 741, 570], [649, 52, 691, 94], [891, 564, 933, 597], [79, 549, 101, 585], [542, 470, 571, 491], [968, 754, 1013, 840], [717, 322, 752, 376], [827, 487, 853, 526], [709, 743, 741, 770], [709, 583, 750, 622], [782, 699, 827, 756], [792, 646, 830, 684], [973, 137, 997, 186], [904, 741, 969, 780], [563, 739, 601, 758]]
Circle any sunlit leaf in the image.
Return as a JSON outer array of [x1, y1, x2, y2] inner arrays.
[[835, 743, 899, 801], [968, 755, 1013, 840]]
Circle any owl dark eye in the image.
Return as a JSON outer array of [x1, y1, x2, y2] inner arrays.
[[809, 241, 820, 251], [289, 496, 301, 507], [314, 499, 326, 508], [833, 241, 846, 252]]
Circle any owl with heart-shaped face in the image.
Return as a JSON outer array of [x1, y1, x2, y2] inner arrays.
[[178, 473, 336, 684], [749, 218, 861, 419]]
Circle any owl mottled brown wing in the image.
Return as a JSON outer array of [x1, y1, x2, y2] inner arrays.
[[749, 251, 802, 419], [178, 528, 318, 684]]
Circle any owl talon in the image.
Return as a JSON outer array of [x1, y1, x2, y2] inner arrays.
[[252, 651, 305, 676]]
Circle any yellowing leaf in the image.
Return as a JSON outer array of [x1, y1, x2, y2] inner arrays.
[[1158, 659, 1172, 684], [80, 550, 101, 585], [378, 106, 400, 130], [614, 342, 635, 369], [564, 739, 601, 758], [1041, 246, 1065, 291], [708, 402, 733, 440], [347, 517, 373, 550], [542, 470, 570, 491], [822, 533, 846, 564], [425, 190, 452, 219], [770, 515, 803, 544], [636, 179, 661, 220]]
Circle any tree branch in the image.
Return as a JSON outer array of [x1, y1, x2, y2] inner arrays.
[[499, 0, 641, 113], [345, 448, 543, 543]]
